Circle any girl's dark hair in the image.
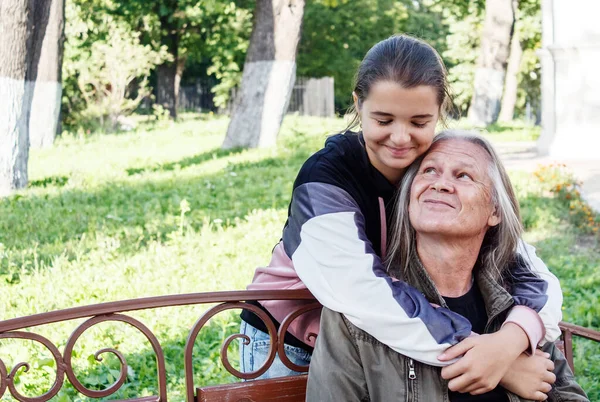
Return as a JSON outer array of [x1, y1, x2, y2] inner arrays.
[[346, 34, 453, 129]]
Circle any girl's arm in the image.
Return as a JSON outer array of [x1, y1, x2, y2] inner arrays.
[[505, 242, 564, 350], [288, 182, 472, 366], [436, 245, 563, 394]]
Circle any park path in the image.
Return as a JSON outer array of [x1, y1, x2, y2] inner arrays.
[[492, 141, 600, 213]]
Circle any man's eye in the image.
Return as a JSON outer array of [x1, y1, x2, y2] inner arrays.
[[458, 172, 472, 180], [423, 167, 436, 174]]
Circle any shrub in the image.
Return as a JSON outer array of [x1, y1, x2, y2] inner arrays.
[[533, 164, 599, 235], [63, 4, 170, 133]]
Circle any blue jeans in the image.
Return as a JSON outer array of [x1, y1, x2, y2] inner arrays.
[[239, 320, 311, 380]]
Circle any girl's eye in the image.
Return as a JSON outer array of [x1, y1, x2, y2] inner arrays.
[[412, 122, 427, 128], [376, 120, 392, 126]]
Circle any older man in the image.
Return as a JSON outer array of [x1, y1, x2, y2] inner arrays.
[[307, 131, 588, 402]]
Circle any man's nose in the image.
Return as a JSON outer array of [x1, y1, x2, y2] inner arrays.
[[429, 176, 454, 193]]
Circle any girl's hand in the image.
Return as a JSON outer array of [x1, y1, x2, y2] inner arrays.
[[499, 349, 556, 401], [439, 323, 529, 394]]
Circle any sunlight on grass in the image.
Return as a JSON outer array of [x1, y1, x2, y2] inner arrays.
[[449, 118, 541, 142]]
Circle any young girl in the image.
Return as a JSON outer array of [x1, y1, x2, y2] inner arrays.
[[239, 34, 563, 394]]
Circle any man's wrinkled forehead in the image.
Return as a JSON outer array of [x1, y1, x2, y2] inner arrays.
[[424, 139, 491, 167]]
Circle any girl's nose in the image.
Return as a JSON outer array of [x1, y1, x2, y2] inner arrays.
[[389, 124, 410, 145]]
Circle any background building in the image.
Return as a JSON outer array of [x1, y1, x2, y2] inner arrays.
[[538, 0, 600, 158]]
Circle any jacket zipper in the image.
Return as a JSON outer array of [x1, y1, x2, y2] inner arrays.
[[406, 358, 417, 402]]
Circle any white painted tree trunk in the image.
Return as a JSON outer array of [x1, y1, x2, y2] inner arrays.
[[224, 60, 296, 148], [222, 0, 305, 149], [468, 0, 515, 126], [0, 0, 34, 196], [29, 82, 62, 148], [29, 0, 64, 149]]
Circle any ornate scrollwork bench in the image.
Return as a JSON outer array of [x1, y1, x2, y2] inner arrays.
[[0, 290, 597, 401]]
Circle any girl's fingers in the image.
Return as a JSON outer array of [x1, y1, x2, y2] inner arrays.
[[447, 375, 471, 392], [467, 386, 491, 395], [540, 381, 553, 393], [441, 360, 467, 380], [438, 338, 474, 361], [543, 371, 556, 385]]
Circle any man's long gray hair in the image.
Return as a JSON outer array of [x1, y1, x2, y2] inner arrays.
[[385, 130, 523, 282]]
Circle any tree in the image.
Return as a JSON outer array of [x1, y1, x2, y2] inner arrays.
[[112, 0, 254, 119], [204, 1, 254, 108], [29, 0, 65, 148], [110, 0, 183, 119], [222, 0, 305, 149], [297, 0, 424, 112], [468, 0, 515, 126], [513, 0, 542, 122], [498, 6, 521, 122], [0, 0, 35, 196], [155, 0, 179, 118], [1, 0, 64, 195], [69, 19, 170, 131], [439, 0, 485, 116]]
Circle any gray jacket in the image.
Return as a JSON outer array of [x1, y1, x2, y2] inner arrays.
[[306, 260, 589, 402]]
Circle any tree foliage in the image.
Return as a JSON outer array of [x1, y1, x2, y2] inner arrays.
[[71, 22, 170, 130], [204, 1, 253, 107], [111, 0, 254, 108], [515, 0, 541, 120], [434, 0, 541, 118], [440, 1, 485, 115], [296, 0, 448, 112], [62, 0, 170, 131], [58, 0, 543, 129]]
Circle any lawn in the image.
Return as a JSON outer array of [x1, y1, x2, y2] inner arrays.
[[0, 114, 598, 401]]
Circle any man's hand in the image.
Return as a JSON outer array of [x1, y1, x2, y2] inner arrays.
[[439, 323, 529, 394], [500, 349, 556, 401]]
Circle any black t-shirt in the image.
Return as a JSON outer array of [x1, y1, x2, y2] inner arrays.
[[443, 282, 509, 402]]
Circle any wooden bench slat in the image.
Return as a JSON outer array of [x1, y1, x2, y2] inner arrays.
[[197, 375, 308, 402]]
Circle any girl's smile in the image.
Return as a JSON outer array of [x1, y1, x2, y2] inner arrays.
[[355, 80, 439, 183]]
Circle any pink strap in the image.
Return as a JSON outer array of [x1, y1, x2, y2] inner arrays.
[[378, 197, 387, 258]]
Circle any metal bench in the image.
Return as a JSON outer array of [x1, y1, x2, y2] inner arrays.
[[0, 290, 597, 401]]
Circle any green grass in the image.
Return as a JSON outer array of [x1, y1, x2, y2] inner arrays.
[[0, 115, 597, 400], [450, 118, 541, 142]]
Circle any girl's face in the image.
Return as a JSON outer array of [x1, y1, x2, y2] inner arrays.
[[355, 80, 439, 183]]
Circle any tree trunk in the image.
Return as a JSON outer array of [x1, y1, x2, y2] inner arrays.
[[0, 0, 35, 196], [468, 0, 515, 126], [29, 0, 65, 148], [175, 54, 186, 103], [156, 3, 179, 119], [499, 16, 522, 122], [222, 0, 305, 149]]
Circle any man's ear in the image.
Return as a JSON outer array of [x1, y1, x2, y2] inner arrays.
[[352, 91, 359, 110], [488, 206, 501, 227]]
